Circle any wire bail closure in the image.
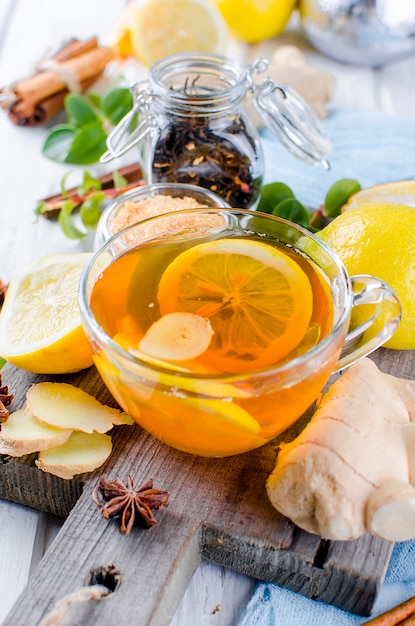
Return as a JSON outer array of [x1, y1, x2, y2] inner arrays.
[[101, 82, 157, 163]]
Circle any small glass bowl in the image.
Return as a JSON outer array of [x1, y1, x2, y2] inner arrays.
[[94, 182, 231, 249]]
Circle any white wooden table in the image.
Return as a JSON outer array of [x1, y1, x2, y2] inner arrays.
[[1, 1, 415, 624]]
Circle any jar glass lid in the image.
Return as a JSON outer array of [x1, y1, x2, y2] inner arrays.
[[253, 79, 331, 169]]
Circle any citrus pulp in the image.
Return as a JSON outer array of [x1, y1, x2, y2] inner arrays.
[[0, 253, 93, 373], [157, 238, 313, 372], [111, 0, 228, 67], [343, 180, 415, 211]]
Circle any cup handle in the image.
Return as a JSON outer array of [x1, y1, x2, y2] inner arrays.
[[335, 274, 401, 371]]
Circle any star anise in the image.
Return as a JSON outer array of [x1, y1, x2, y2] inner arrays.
[[0, 373, 14, 422], [92, 475, 170, 535]]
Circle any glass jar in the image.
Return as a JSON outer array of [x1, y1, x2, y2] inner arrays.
[[103, 53, 331, 209]]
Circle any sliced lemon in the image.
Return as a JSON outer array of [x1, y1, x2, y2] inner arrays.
[[113, 331, 251, 398], [343, 180, 415, 211], [108, 2, 136, 58], [0, 253, 93, 374], [184, 396, 260, 433], [157, 238, 313, 373], [127, 0, 228, 67]]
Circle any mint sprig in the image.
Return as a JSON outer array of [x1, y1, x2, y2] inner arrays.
[[42, 87, 134, 165], [35, 169, 137, 240], [257, 178, 361, 232]]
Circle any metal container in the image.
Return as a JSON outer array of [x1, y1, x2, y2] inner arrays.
[[300, 0, 415, 67]]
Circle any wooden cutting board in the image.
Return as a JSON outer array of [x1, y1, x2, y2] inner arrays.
[[2, 348, 412, 625]]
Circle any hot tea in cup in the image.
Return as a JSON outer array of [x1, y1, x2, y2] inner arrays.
[[79, 209, 400, 456]]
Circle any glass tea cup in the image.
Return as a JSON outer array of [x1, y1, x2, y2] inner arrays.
[[79, 208, 401, 457]]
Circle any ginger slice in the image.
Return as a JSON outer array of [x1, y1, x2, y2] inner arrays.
[[26, 382, 133, 433], [138, 312, 214, 361], [0, 408, 72, 456], [35, 431, 112, 479]]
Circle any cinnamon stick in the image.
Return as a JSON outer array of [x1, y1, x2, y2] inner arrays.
[[38, 163, 144, 219], [0, 37, 115, 126], [363, 596, 415, 625], [53, 37, 99, 63]]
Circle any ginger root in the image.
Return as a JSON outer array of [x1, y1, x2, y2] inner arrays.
[[265, 46, 336, 120], [266, 358, 415, 542], [247, 45, 336, 126]]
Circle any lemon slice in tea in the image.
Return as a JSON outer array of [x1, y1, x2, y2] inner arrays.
[[157, 238, 313, 373], [113, 331, 251, 399]]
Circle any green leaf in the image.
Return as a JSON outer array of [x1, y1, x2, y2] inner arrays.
[[80, 191, 107, 228], [272, 198, 311, 228], [101, 87, 134, 126], [60, 170, 73, 198], [77, 170, 102, 195], [42, 125, 76, 162], [0, 357, 6, 370], [257, 182, 295, 215], [34, 200, 48, 217], [324, 178, 361, 218], [88, 92, 102, 110], [112, 169, 128, 188], [58, 200, 86, 239], [64, 93, 100, 127], [65, 123, 108, 165]]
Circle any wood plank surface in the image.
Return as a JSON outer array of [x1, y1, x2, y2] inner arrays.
[[2, 348, 410, 624]]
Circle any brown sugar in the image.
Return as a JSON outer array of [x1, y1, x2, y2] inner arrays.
[[110, 194, 209, 235]]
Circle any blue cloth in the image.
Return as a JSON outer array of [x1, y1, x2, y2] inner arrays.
[[260, 108, 415, 208], [239, 109, 415, 626], [239, 542, 415, 626]]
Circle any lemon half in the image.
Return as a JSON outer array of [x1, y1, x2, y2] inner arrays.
[[111, 0, 228, 67], [0, 253, 93, 374], [343, 180, 415, 211]]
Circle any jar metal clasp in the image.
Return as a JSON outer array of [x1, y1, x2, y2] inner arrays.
[[101, 81, 158, 163]]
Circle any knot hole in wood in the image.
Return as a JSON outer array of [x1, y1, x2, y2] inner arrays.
[[87, 564, 120, 593]]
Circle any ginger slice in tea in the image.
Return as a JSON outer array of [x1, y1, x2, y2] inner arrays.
[[139, 312, 214, 361]]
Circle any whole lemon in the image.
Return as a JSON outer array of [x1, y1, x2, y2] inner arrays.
[[318, 203, 415, 350], [212, 0, 297, 43]]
